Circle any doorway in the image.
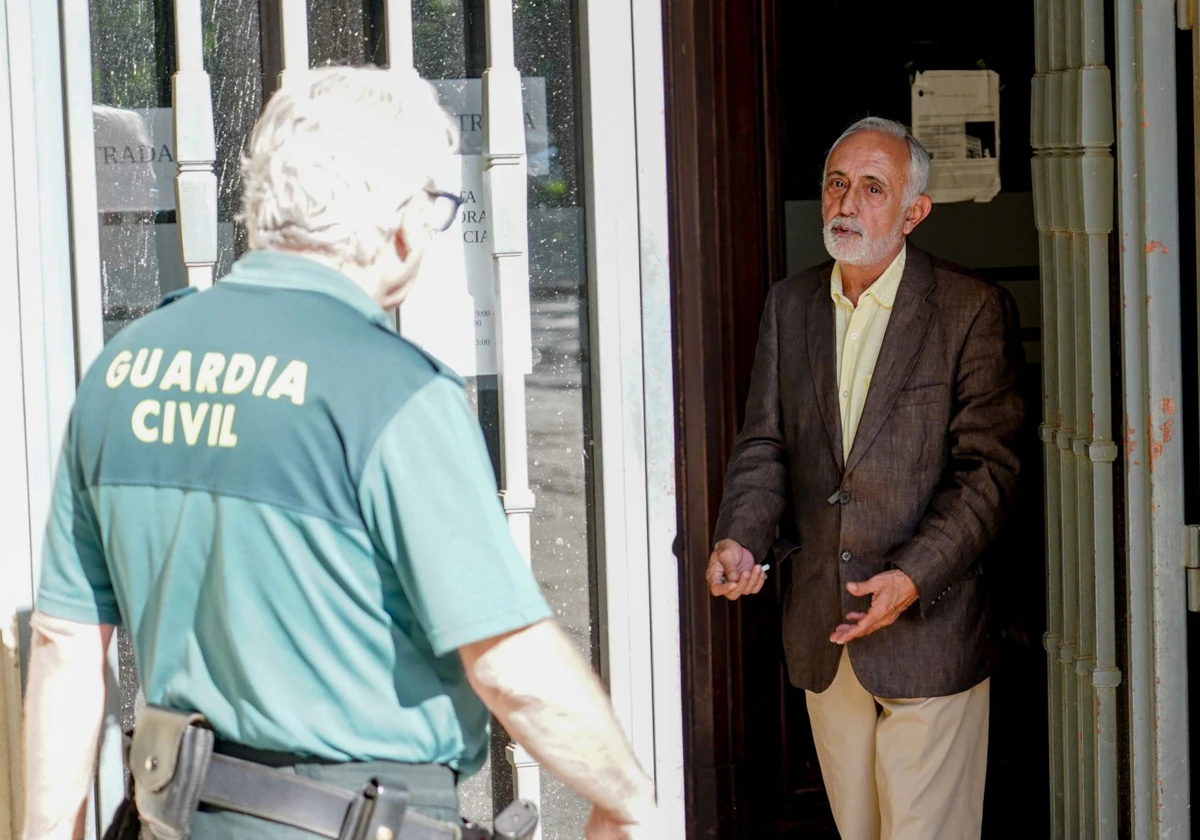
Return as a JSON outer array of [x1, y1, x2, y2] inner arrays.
[[665, 2, 1049, 836]]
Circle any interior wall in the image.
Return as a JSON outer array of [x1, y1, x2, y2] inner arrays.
[[773, 2, 1048, 835]]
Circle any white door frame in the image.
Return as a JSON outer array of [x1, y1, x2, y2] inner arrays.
[[578, 0, 686, 834]]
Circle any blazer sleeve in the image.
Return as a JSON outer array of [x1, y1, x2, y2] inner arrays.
[[712, 282, 791, 562], [892, 286, 1025, 615]]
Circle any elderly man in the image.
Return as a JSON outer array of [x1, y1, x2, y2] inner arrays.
[[708, 116, 1023, 839], [24, 67, 658, 840]]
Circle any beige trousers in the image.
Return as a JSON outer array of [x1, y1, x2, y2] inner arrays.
[[804, 648, 989, 840]]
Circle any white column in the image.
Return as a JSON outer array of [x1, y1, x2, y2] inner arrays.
[[480, 0, 540, 834], [383, 0, 416, 76], [627, 0, 686, 830], [578, 0, 685, 834], [278, 0, 310, 89], [0, 8, 33, 835], [578, 0, 652, 777], [172, 0, 218, 288], [59, 0, 103, 373]]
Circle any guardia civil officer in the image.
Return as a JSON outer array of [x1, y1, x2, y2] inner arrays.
[[23, 67, 660, 840]]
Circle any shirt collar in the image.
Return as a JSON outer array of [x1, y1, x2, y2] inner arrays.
[[222, 249, 394, 329], [830, 245, 908, 309]]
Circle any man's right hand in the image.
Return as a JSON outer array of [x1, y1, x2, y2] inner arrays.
[[707, 538, 766, 600]]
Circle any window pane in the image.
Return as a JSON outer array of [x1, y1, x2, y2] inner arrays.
[[515, 4, 595, 837], [308, 0, 371, 66], [412, 2, 595, 836]]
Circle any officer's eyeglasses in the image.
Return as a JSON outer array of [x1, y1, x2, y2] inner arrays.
[[425, 189, 465, 232]]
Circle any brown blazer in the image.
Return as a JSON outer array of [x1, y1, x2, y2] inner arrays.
[[714, 244, 1024, 698]]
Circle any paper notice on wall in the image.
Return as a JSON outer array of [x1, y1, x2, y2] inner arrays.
[[398, 78, 547, 378], [911, 70, 1001, 204]]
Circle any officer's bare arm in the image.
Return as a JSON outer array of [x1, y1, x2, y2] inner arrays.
[[21, 613, 113, 840], [459, 619, 659, 834]]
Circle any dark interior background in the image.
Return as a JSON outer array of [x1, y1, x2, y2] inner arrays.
[[779, 2, 1032, 201]]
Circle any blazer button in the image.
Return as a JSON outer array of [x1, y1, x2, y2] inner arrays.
[[840, 550, 852, 563], [838, 491, 851, 505]]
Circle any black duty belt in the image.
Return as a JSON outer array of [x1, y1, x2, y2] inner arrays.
[[196, 751, 538, 840], [122, 705, 537, 840], [201, 751, 461, 840]]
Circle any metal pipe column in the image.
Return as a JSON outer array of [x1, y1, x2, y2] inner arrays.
[[1034, 3, 1063, 835], [1080, 1, 1123, 835], [1114, 0, 1192, 835], [1031, 4, 1065, 834], [1065, 57, 1099, 836], [1067, 0, 1119, 832], [1113, 2, 1153, 832], [1048, 2, 1082, 831], [1075, 2, 1121, 836], [1137, 1, 1191, 835]]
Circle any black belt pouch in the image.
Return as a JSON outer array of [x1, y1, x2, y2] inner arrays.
[[129, 706, 215, 840]]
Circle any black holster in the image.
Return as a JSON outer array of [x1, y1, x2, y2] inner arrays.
[[128, 706, 215, 840]]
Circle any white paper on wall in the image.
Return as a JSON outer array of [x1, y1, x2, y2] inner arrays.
[[911, 70, 1001, 204]]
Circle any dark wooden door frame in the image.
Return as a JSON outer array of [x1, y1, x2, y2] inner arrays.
[[663, 0, 784, 836]]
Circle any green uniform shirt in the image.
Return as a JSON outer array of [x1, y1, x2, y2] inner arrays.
[[36, 250, 551, 774]]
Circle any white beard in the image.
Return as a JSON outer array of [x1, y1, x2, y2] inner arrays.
[[822, 215, 904, 266]]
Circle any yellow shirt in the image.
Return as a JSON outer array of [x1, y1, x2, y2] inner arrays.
[[831, 247, 907, 461]]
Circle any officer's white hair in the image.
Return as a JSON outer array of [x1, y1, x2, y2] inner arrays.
[[239, 66, 458, 267], [823, 117, 931, 204]]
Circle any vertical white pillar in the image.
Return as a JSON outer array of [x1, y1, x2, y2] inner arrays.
[[383, 0, 416, 76], [278, 0, 310, 89], [0, 7, 31, 831], [481, 0, 540, 834], [172, 0, 218, 289]]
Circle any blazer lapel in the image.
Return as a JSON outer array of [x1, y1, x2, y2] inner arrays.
[[806, 264, 844, 471], [844, 246, 937, 477]]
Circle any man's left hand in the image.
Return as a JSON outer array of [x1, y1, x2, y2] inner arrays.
[[829, 570, 918, 645]]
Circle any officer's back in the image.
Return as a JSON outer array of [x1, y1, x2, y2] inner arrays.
[[24, 66, 663, 840], [69, 251, 505, 770]]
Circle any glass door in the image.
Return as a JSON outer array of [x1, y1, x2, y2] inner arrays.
[[83, 1, 600, 836]]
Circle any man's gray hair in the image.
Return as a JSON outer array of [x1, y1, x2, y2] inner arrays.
[[239, 66, 458, 266], [822, 116, 931, 204]]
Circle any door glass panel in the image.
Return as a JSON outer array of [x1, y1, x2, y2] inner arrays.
[[91, 0, 261, 342], [91, 0, 179, 344], [308, 0, 371, 66], [411, 2, 596, 836], [509, 4, 595, 833], [88, 3, 597, 836]]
